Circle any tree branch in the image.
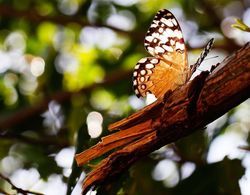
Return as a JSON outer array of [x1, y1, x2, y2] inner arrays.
[[0, 4, 239, 52], [0, 4, 129, 36], [75, 42, 250, 194], [0, 173, 44, 195], [0, 69, 131, 131], [0, 132, 70, 148]]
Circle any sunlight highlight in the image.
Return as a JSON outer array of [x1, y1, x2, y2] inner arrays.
[[152, 159, 179, 187], [146, 93, 157, 105], [86, 111, 103, 138], [30, 57, 45, 77]]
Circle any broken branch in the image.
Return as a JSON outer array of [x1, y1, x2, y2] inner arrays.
[[76, 42, 250, 194]]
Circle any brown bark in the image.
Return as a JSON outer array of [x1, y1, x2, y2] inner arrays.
[[75, 42, 250, 194]]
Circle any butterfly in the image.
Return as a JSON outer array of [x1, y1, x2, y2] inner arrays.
[[133, 9, 214, 98]]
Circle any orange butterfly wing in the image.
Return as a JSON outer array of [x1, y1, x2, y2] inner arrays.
[[133, 9, 189, 98]]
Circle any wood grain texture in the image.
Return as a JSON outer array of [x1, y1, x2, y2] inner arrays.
[[75, 43, 250, 194]]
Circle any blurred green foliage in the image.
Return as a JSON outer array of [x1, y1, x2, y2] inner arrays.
[[0, 0, 249, 194]]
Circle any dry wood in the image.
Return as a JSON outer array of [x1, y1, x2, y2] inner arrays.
[[75, 43, 250, 194]]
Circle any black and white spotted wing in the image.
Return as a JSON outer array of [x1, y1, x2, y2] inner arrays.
[[144, 9, 187, 68], [133, 9, 214, 99], [190, 38, 214, 74], [133, 9, 189, 98], [133, 57, 158, 97]]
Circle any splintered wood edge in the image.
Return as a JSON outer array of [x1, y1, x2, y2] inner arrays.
[[75, 136, 139, 166], [102, 120, 152, 144], [82, 131, 158, 192], [108, 97, 163, 131], [75, 120, 153, 166]]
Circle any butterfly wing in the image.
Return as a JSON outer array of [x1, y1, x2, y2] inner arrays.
[[133, 57, 187, 98], [133, 9, 189, 98], [144, 9, 188, 72], [190, 38, 214, 75]]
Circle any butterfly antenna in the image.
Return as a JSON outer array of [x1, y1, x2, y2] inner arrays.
[[190, 38, 214, 74]]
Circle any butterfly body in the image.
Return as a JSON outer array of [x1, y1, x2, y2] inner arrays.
[[133, 9, 213, 98]]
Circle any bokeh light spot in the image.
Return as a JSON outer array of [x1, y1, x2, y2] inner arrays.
[[152, 159, 179, 187], [86, 111, 103, 138], [30, 57, 45, 77]]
